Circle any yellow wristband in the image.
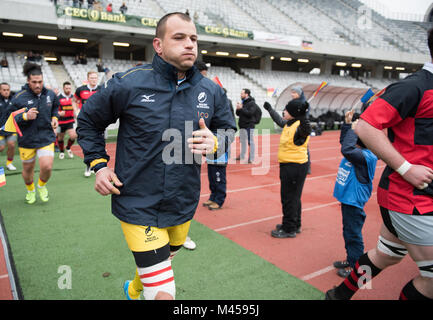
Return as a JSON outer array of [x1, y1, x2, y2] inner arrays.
[[212, 135, 218, 154], [90, 158, 108, 168], [23, 112, 28, 121], [52, 116, 58, 121]]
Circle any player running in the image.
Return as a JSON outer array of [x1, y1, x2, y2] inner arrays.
[[73, 71, 101, 176], [57, 81, 77, 159]]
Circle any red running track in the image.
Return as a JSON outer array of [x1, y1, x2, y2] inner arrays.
[[0, 130, 412, 300]]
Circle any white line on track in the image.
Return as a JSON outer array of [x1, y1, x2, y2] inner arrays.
[[201, 156, 342, 176], [300, 266, 335, 281], [213, 201, 340, 232], [0, 274, 9, 280], [200, 172, 339, 197]]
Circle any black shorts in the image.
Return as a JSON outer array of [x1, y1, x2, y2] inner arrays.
[[59, 122, 74, 133]]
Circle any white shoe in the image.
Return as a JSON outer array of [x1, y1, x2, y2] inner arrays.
[[6, 163, 16, 171], [183, 236, 196, 250], [59, 152, 65, 159], [67, 149, 74, 158], [84, 167, 92, 177]]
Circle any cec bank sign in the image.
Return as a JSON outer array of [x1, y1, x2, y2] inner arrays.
[[56, 5, 252, 40]]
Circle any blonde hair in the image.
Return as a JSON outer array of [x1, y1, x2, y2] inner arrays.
[[87, 71, 98, 78]]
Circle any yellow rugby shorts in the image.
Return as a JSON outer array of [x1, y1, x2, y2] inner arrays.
[[19, 143, 55, 162], [120, 220, 191, 252]]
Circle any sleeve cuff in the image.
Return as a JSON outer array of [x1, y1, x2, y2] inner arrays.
[[90, 158, 108, 169]]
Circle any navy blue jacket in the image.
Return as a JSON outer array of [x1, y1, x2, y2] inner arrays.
[[77, 54, 237, 228], [0, 95, 13, 137], [9, 85, 59, 148]]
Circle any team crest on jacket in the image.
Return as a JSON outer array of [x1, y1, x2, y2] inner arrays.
[[197, 92, 209, 109]]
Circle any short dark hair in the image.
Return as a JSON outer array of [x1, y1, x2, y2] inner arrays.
[[242, 88, 251, 96], [63, 81, 71, 87], [156, 12, 192, 38], [195, 61, 208, 71], [429, 28, 433, 59], [0, 82, 9, 88], [23, 62, 42, 79]]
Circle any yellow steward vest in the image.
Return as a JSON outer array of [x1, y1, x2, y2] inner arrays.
[[278, 120, 310, 164]]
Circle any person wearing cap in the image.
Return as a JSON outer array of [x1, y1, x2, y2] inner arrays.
[[263, 99, 311, 238]]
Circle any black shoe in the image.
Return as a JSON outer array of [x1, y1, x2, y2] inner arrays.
[[333, 260, 350, 269], [324, 287, 340, 300], [235, 156, 243, 161], [337, 267, 353, 278], [276, 224, 301, 234], [271, 228, 296, 238]]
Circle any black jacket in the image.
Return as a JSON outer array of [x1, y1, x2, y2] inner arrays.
[[8, 85, 59, 148], [0, 95, 12, 136], [236, 96, 257, 129], [77, 54, 237, 228]]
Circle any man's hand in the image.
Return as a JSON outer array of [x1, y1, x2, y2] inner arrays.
[[236, 102, 242, 110], [401, 164, 433, 190], [94, 167, 123, 196], [187, 118, 216, 155], [26, 107, 39, 120], [345, 109, 354, 124], [51, 117, 58, 130], [58, 110, 66, 117]]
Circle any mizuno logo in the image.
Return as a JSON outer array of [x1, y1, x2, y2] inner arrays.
[[141, 94, 155, 103]]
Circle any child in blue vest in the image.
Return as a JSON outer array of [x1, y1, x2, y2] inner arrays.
[[333, 109, 378, 277]]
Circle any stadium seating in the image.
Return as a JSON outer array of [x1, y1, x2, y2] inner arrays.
[[207, 65, 275, 117], [0, 52, 58, 92], [241, 68, 368, 94], [61, 56, 144, 88]]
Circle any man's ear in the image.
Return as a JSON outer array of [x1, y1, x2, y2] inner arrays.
[[153, 38, 162, 55]]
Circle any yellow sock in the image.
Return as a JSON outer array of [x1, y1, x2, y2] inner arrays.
[[128, 269, 143, 299], [26, 182, 35, 192], [38, 178, 47, 188], [6, 159, 12, 166]]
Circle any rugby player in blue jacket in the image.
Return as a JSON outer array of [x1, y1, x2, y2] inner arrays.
[[8, 63, 59, 204], [77, 12, 237, 300]]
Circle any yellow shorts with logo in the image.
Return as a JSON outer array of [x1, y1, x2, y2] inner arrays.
[[120, 220, 191, 252], [19, 143, 55, 162]]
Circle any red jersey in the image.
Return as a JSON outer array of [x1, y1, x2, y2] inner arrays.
[[74, 85, 101, 109], [58, 93, 74, 125], [361, 64, 433, 215]]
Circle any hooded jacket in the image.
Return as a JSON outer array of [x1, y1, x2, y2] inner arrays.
[[8, 84, 59, 148], [77, 54, 237, 228]]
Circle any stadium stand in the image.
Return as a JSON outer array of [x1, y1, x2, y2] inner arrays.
[[1, 0, 431, 124], [207, 65, 273, 115], [61, 56, 145, 88], [0, 52, 58, 92]]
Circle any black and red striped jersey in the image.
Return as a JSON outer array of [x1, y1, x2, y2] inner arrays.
[[74, 85, 101, 109], [58, 93, 74, 125], [361, 63, 433, 215]]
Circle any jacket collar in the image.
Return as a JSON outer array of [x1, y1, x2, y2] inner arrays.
[[151, 54, 202, 86]]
